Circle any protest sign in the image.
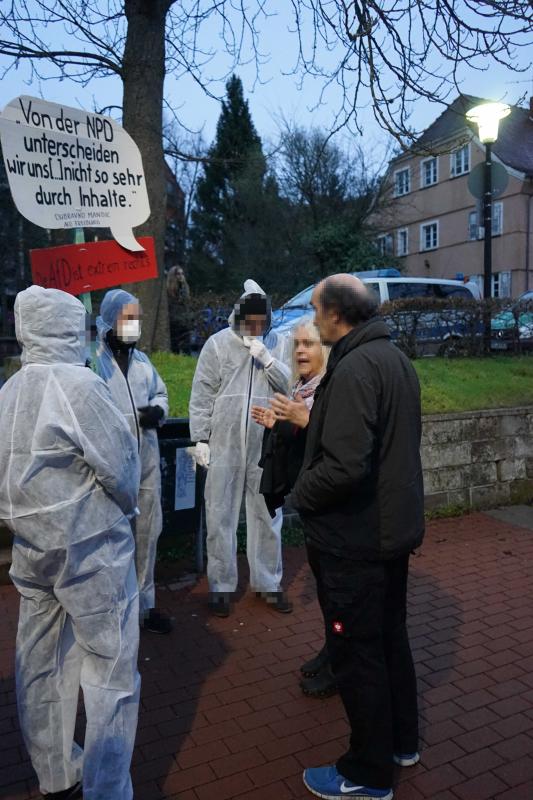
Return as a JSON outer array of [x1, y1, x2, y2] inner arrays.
[[0, 96, 150, 252], [30, 237, 158, 295]]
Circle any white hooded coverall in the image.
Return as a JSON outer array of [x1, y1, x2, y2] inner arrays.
[[0, 286, 141, 800], [96, 289, 169, 616], [189, 280, 290, 594]]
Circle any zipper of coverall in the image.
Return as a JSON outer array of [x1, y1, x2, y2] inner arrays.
[[123, 348, 141, 453], [243, 356, 255, 446]]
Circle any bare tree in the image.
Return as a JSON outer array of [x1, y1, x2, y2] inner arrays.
[[163, 123, 207, 258], [0, 1, 531, 346], [275, 124, 390, 279]]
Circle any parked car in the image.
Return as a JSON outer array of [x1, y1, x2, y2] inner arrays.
[[491, 291, 533, 351], [271, 270, 480, 355]]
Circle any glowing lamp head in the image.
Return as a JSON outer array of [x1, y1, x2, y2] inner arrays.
[[466, 102, 511, 144]]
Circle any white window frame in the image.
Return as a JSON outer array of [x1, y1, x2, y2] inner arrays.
[[397, 228, 409, 256], [394, 167, 410, 197], [377, 233, 394, 256], [468, 210, 480, 241], [420, 220, 439, 251], [492, 201, 503, 236], [450, 144, 470, 177], [420, 156, 438, 188]]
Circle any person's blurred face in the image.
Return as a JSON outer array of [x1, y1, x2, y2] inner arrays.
[[293, 326, 323, 381], [243, 313, 267, 337], [115, 302, 142, 342], [311, 285, 338, 345]]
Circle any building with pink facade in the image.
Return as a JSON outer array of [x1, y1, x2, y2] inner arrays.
[[375, 95, 533, 298]]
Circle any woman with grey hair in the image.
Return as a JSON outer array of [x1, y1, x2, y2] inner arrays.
[[251, 319, 335, 697]]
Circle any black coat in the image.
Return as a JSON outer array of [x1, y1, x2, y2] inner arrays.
[[292, 317, 424, 560], [259, 420, 307, 517]]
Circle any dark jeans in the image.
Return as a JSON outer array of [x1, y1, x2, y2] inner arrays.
[[306, 543, 419, 789]]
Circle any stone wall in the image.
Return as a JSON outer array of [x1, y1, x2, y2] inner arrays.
[[422, 406, 533, 510]]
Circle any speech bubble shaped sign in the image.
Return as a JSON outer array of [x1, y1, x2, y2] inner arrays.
[[0, 96, 150, 252]]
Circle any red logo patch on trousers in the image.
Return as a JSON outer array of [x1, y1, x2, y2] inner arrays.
[[332, 621, 344, 635]]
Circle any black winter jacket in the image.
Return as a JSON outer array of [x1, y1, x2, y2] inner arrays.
[[291, 317, 424, 560], [259, 420, 307, 517]]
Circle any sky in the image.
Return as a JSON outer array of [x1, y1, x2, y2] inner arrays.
[[1, 5, 531, 162]]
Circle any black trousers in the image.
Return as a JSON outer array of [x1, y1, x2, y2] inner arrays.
[[306, 543, 419, 789]]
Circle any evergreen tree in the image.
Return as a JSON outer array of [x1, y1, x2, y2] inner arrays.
[[189, 75, 272, 292]]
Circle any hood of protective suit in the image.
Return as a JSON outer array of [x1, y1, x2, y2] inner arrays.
[[229, 279, 272, 336], [15, 285, 88, 366], [96, 288, 138, 341]]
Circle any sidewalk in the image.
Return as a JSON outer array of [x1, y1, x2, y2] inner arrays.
[[1, 510, 533, 800]]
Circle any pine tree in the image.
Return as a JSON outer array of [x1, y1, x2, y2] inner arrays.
[[189, 75, 270, 292]]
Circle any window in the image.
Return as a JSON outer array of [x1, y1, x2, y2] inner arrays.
[[394, 167, 410, 196], [377, 233, 394, 256], [493, 202, 503, 236], [493, 271, 511, 298], [450, 144, 470, 177], [420, 221, 439, 251], [471, 272, 511, 298], [284, 287, 313, 309], [421, 157, 438, 187], [468, 202, 503, 239], [388, 282, 433, 301], [468, 210, 480, 240], [433, 283, 472, 299], [397, 228, 409, 256]]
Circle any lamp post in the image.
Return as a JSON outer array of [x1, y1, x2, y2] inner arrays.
[[466, 102, 510, 351]]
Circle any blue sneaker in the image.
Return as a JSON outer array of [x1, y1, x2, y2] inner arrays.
[[303, 766, 393, 799], [393, 752, 420, 767]]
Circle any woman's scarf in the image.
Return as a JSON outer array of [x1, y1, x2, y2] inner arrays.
[[291, 372, 323, 410]]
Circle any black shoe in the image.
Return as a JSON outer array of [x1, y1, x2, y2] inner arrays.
[[300, 644, 329, 677], [300, 663, 338, 698], [142, 609, 173, 634], [263, 591, 293, 614], [208, 593, 231, 618], [41, 782, 83, 799]]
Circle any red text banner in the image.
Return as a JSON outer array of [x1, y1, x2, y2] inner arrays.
[[30, 236, 158, 295]]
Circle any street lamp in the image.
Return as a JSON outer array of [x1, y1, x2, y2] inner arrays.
[[466, 102, 511, 301], [466, 102, 510, 353]]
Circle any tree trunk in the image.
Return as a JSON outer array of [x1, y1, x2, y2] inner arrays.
[[121, 0, 172, 352]]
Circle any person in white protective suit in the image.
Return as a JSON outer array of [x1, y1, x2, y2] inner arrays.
[[95, 288, 171, 635], [0, 286, 141, 800], [189, 279, 292, 618]]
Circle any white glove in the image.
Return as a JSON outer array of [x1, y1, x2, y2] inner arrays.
[[248, 338, 273, 368], [193, 442, 210, 468]]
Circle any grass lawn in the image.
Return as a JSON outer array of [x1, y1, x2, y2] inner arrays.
[[152, 351, 533, 417], [415, 356, 533, 414]]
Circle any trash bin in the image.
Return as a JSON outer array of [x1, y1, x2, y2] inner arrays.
[[158, 417, 206, 572]]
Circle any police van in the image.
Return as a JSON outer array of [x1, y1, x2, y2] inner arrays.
[[271, 269, 481, 354]]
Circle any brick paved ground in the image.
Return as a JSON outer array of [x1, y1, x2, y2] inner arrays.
[[1, 511, 533, 800]]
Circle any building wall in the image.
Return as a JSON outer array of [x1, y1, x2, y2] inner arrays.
[[379, 136, 533, 297]]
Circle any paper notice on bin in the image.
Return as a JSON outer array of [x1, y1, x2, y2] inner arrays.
[[175, 448, 196, 511]]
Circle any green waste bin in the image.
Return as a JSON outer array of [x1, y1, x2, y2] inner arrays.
[[157, 417, 206, 572]]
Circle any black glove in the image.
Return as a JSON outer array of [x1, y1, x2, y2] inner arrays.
[[138, 405, 164, 429]]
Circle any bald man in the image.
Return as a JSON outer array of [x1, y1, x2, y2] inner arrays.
[[292, 275, 425, 800]]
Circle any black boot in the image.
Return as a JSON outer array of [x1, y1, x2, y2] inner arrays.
[[300, 644, 329, 677], [41, 782, 83, 799], [208, 592, 231, 618], [141, 608, 173, 634], [300, 662, 338, 698]]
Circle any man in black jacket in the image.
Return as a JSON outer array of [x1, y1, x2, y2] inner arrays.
[[293, 274, 424, 800]]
